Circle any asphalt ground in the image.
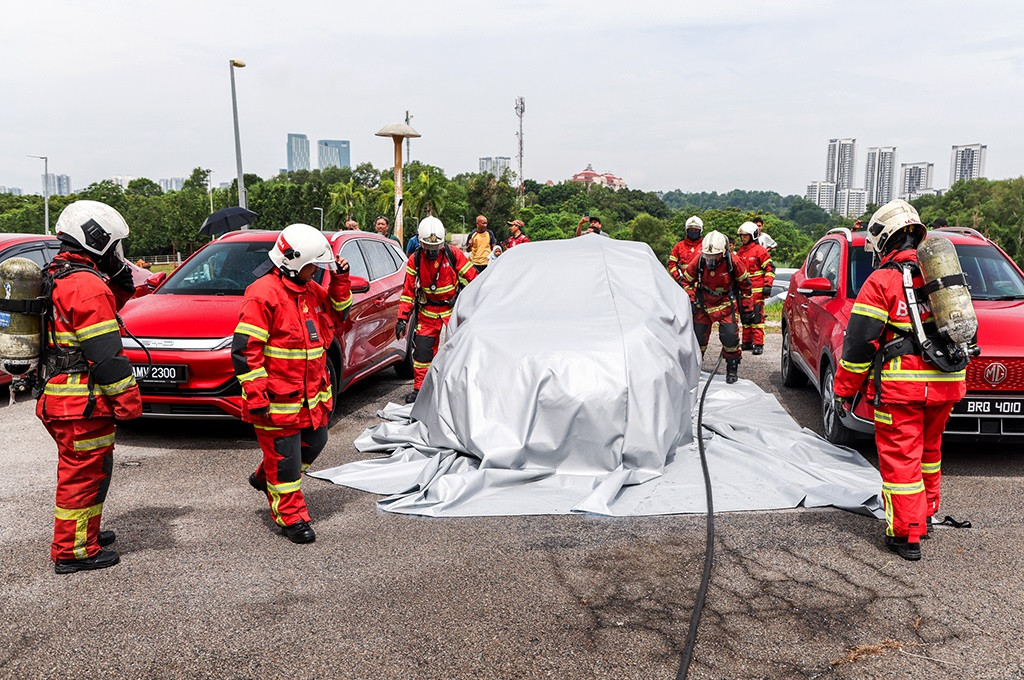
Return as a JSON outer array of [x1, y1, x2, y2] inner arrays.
[[2, 330, 1022, 679]]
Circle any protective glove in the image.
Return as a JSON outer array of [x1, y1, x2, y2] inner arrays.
[[762, 286, 773, 298], [740, 310, 757, 325], [396, 319, 408, 340], [833, 395, 853, 415], [109, 265, 135, 293]]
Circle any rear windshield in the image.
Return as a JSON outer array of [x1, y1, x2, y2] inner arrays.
[[159, 241, 273, 296], [847, 242, 1024, 301]]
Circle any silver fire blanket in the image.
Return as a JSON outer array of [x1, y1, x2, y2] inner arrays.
[[311, 236, 883, 518]]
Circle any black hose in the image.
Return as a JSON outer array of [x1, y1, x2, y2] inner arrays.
[[117, 313, 153, 370], [676, 352, 723, 679]]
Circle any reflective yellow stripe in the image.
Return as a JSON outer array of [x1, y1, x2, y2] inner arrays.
[[840, 359, 872, 374], [882, 480, 925, 494], [704, 302, 735, 314], [400, 295, 415, 304], [427, 283, 457, 294], [880, 369, 966, 382], [301, 463, 310, 472], [458, 262, 473, 276], [412, 360, 431, 369], [53, 331, 80, 346], [921, 461, 941, 474], [235, 322, 270, 342], [74, 432, 115, 451], [263, 346, 325, 360], [873, 409, 893, 425], [237, 367, 268, 383], [268, 480, 302, 494], [882, 488, 895, 537], [887, 320, 912, 330], [77, 319, 120, 342], [668, 255, 678, 263], [406, 266, 417, 276], [331, 293, 352, 312], [267, 401, 302, 414], [737, 271, 749, 281], [98, 374, 137, 396], [55, 503, 103, 559], [43, 383, 91, 396], [253, 423, 283, 431], [307, 388, 332, 408], [419, 308, 452, 319], [852, 302, 888, 322]]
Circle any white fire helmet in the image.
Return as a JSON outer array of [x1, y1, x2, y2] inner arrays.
[[701, 231, 729, 262], [685, 215, 704, 231], [418, 216, 446, 251], [738, 221, 760, 240], [54, 200, 130, 257], [269, 224, 336, 275], [865, 199, 926, 266]]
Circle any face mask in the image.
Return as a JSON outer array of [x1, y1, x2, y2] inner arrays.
[[425, 248, 441, 260], [686, 230, 701, 241]]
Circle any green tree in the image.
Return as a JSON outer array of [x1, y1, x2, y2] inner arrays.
[[126, 178, 163, 197], [79, 180, 128, 214]]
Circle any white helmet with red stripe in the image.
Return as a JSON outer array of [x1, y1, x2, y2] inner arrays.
[[737, 221, 760, 239], [865, 199, 926, 266], [269, 224, 335, 275]]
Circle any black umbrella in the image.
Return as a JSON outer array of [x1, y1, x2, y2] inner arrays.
[[199, 206, 259, 236]]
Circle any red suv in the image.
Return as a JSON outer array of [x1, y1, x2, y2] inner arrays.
[[782, 227, 1024, 443], [119, 230, 413, 422]]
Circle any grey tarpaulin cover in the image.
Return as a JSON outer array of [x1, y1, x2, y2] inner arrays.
[[311, 236, 883, 518]]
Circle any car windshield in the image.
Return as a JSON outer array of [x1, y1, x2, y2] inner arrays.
[[159, 241, 272, 296], [847, 241, 1024, 300]]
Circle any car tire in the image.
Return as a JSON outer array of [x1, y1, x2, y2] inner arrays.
[[393, 308, 416, 379], [780, 322, 808, 388], [821, 363, 856, 446], [327, 357, 343, 428]]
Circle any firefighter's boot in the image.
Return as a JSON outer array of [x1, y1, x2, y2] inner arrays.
[[753, 345, 764, 356], [55, 549, 120, 575], [405, 390, 419, 404], [741, 342, 754, 351], [725, 357, 740, 384], [283, 520, 316, 544], [885, 535, 921, 561]]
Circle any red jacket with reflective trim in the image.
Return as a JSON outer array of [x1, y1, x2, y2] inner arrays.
[[667, 239, 702, 283], [681, 253, 753, 320], [232, 270, 351, 428], [397, 247, 476, 322], [36, 252, 142, 422], [736, 241, 775, 293], [834, 249, 967, 405]]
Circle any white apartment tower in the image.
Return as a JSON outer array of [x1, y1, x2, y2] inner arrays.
[[836, 188, 867, 219], [949, 144, 987, 185], [826, 138, 857, 192], [865, 146, 897, 206], [805, 181, 837, 212], [900, 162, 935, 200]]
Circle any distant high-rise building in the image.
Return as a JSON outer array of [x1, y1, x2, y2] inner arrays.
[[825, 138, 857, 194], [864, 146, 897, 206], [42, 173, 72, 196], [317, 140, 351, 170], [287, 133, 310, 172], [0, 186, 23, 196], [159, 177, 185, 192], [111, 175, 135, 190], [836, 188, 867, 219], [899, 162, 935, 200], [479, 156, 511, 176], [949, 143, 987, 185], [805, 181, 837, 212]]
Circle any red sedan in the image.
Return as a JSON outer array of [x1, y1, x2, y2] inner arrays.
[[782, 226, 1024, 443], [119, 230, 412, 422]]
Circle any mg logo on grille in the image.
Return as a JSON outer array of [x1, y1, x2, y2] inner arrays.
[[984, 362, 1007, 386]]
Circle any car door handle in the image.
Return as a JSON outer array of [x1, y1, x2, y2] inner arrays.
[[801, 303, 809, 309], [372, 297, 386, 308]]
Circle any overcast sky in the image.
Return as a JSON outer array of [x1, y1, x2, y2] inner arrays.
[[2, 1, 1022, 196]]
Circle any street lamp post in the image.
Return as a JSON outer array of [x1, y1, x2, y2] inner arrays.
[[229, 58, 247, 214], [313, 207, 324, 231], [206, 169, 214, 213], [28, 155, 49, 235], [375, 122, 420, 244]]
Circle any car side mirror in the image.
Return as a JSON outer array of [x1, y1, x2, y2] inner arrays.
[[797, 277, 836, 297], [350, 275, 370, 294], [146, 272, 167, 289]]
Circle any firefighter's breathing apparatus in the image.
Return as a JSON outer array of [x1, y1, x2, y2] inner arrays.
[[0, 256, 151, 408]]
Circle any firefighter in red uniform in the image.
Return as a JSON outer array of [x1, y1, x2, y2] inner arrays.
[[396, 216, 477, 403], [833, 200, 967, 561], [681, 230, 753, 384], [232, 224, 352, 544], [36, 200, 143, 574], [667, 216, 704, 283], [736, 221, 775, 355]]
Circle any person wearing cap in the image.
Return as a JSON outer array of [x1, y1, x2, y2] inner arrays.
[[575, 215, 609, 237], [505, 219, 530, 250], [466, 215, 497, 272]]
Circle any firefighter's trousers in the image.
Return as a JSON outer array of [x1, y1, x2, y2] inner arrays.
[[693, 307, 741, 359], [411, 310, 450, 390], [873, 401, 953, 540], [741, 292, 766, 346], [43, 418, 116, 563], [253, 425, 329, 526]]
